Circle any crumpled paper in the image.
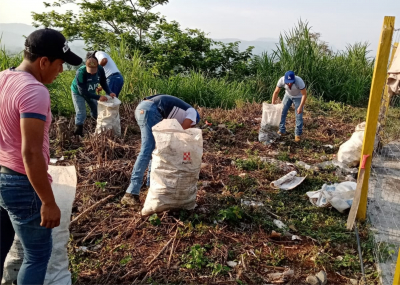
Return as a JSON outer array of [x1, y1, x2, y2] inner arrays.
[[271, 171, 306, 190]]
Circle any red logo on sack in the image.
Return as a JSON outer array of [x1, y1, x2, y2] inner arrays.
[[183, 152, 191, 161]]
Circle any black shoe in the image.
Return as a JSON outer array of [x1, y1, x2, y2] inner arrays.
[[74, 125, 83, 136]]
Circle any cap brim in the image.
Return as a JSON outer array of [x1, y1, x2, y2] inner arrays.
[[62, 50, 82, 66], [284, 78, 295, 84]]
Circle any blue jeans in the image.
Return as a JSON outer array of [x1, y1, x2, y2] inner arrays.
[[126, 101, 163, 195], [0, 173, 52, 285], [107, 73, 124, 98], [279, 94, 304, 136], [72, 91, 98, 126]]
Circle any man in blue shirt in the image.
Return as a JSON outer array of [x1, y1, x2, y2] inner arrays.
[[121, 95, 200, 209], [272, 70, 307, 142]]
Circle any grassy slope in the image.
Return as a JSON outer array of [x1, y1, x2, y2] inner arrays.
[[48, 97, 400, 285]]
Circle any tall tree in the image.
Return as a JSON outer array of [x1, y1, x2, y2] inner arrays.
[[32, 0, 169, 50], [32, 0, 254, 77]]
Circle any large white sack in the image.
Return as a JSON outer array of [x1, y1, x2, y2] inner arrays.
[[141, 119, 203, 216], [261, 103, 283, 127], [337, 122, 380, 167], [1, 166, 77, 285], [259, 103, 283, 144], [95, 96, 121, 136]]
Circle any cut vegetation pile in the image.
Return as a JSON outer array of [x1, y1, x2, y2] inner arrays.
[[50, 98, 386, 284]]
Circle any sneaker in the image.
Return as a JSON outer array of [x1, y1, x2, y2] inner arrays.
[[121, 193, 141, 210], [295, 135, 301, 142], [277, 131, 287, 136]]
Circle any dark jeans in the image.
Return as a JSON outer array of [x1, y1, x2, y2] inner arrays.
[[0, 173, 52, 285]]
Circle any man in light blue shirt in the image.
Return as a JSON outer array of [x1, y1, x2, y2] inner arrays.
[[272, 70, 307, 142]]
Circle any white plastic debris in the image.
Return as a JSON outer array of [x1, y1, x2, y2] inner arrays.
[[241, 200, 264, 207], [270, 171, 306, 190], [292, 235, 302, 241], [49, 156, 64, 164], [306, 181, 357, 213], [273, 219, 288, 229], [268, 268, 294, 282], [227, 261, 238, 268], [77, 246, 88, 253]]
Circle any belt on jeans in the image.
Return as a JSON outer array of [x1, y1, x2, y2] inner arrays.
[[108, 72, 121, 78], [0, 166, 26, 176]]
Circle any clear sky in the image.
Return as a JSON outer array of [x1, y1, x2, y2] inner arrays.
[[1, 0, 400, 53]]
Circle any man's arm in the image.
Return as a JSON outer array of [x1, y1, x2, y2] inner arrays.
[[272, 86, 281, 104], [98, 67, 115, 98], [99, 58, 108, 67], [181, 119, 194, 130], [297, 89, 307, 114], [20, 118, 60, 229]]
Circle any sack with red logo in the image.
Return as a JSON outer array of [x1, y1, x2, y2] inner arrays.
[[141, 119, 203, 216]]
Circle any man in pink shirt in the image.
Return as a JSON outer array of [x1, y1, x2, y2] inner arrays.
[[0, 28, 82, 284]]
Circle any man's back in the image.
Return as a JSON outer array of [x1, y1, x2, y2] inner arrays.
[[95, 51, 119, 77]]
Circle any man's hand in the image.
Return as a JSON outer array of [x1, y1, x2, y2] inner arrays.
[[297, 105, 304, 114], [96, 86, 103, 94], [272, 86, 281, 104], [99, 96, 108, 102], [40, 202, 61, 228], [110, 93, 116, 98]]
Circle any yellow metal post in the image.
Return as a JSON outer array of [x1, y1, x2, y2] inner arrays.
[[357, 16, 395, 220], [394, 249, 400, 285]]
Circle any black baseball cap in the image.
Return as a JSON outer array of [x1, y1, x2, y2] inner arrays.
[[25, 28, 82, 66]]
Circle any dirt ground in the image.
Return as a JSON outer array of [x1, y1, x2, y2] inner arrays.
[[50, 100, 381, 284]]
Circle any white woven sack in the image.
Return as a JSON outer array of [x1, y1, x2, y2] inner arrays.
[[95, 96, 121, 136], [1, 166, 77, 285], [337, 122, 365, 167], [141, 119, 203, 216], [261, 103, 283, 127]]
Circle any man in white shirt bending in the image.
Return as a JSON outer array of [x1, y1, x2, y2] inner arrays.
[[87, 51, 124, 98]]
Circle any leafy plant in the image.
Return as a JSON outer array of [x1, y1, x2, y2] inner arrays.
[[119, 255, 132, 266], [95, 181, 107, 190], [219, 206, 244, 223], [207, 263, 230, 276], [182, 244, 208, 269], [149, 214, 161, 226]]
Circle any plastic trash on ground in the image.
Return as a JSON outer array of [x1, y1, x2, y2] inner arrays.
[[306, 181, 357, 213], [270, 171, 306, 190]]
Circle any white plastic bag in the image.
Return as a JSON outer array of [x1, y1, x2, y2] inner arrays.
[[1, 166, 77, 285], [259, 103, 283, 144], [261, 103, 283, 127], [337, 122, 381, 167], [141, 119, 203, 216], [95, 96, 121, 136], [306, 181, 357, 213]]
